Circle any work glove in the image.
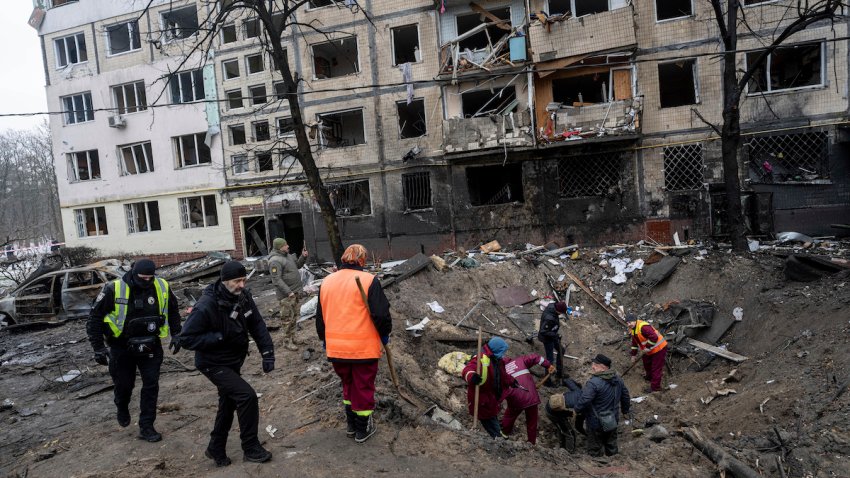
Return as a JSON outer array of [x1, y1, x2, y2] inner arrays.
[[548, 364, 556, 374], [380, 335, 389, 345], [168, 340, 181, 355], [261, 350, 275, 373], [93, 348, 110, 366], [470, 373, 483, 385]]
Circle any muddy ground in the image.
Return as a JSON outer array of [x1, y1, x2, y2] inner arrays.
[[1, 243, 849, 477]]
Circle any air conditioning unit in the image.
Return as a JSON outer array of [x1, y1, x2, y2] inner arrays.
[[108, 115, 126, 128]]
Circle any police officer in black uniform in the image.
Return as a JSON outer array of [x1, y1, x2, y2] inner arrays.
[[87, 258, 182, 442]]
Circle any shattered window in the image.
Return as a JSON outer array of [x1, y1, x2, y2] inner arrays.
[[222, 59, 240, 79], [119, 141, 154, 175], [455, 7, 511, 51], [74, 206, 108, 237], [232, 154, 250, 174], [61, 92, 94, 124], [161, 5, 199, 41], [552, 73, 608, 105], [111, 80, 147, 114], [327, 180, 372, 216], [257, 151, 274, 171], [402, 172, 432, 211], [392, 24, 420, 65], [226, 89, 243, 110], [180, 195, 219, 228], [461, 87, 517, 117], [746, 131, 829, 182], [547, 0, 571, 15], [656, 0, 693, 21], [253, 121, 271, 142], [664, 144, 704, 191], [466, 164, 525, 206], [244, 18, 260, 39], [174, 133, 212, 168], [106, 21, 141, 55], [230, 124, 246, 145], [658, 59, 698, 108], [246, 53, 265, 74], [277, 117, 296, 137], [125, 201, 161, 234], [316, 109, 366, 148], [557, 152, 624, 198], [747, 42, 823, 94], [575, 0, 608, 16], [169, 69, 205, 103], [397, 99, 427, 138], [312, 36, 360, 79], [54, 32, 87, 68], [221, 23, 237, 44], [249, 85, 267, 105], [67, 150, 100, 182]]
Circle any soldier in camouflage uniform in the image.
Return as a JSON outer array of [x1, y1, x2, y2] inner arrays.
[[268, 238, 308, 351]]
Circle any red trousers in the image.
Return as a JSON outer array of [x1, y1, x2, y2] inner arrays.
[[332, 361, 378, 413], [500, 404, 540, 444], [642, 347, 667, 392]]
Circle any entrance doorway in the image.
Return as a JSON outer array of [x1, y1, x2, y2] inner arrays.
[[242, 216, 268, 258], [268, 213, 305, 255]]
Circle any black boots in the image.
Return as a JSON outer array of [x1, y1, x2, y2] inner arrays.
[[205, 448, 232, 467], [354, 414, 376, 443], [138, 426, 162, 442], [345, 405, 356, 438], [243, 444, 272, 463], [116, 406, 130, 428]]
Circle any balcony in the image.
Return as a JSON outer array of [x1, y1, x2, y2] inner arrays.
[[529, 6, 636, 63], [443, 110, 533, 155], [539, 98, 642, 146]]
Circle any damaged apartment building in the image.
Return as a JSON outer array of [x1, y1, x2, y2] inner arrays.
[[34, 0, 850, 263]]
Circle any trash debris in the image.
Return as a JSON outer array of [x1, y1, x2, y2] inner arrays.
[[298, 296, 318, 322], [265, 424, 278, 438], [631, 396, 647, 403], [732, 307, 743, 322], [380, 253, 432, 287], [776, 231, 815, 244], [405, 317, 430, 337], [492, 286, 535, 307], [1, 398, 13, 410], [747, 239, 760, 252], [437, 351, 472, 375], [645, 425, 669, 442], [426, 301, 445, 314], [429, 406, 463, 431], [479, 240, 501, 253], [55, 370, 81, 383]]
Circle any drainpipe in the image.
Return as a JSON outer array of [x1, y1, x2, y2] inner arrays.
[[525, 0, 536, 148]]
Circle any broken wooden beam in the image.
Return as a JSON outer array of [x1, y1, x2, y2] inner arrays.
[[543, 244, 579, 257], [563, 270, 627, 327], [456, 323, 528, 343], [682, 427, 760, 478], [686, 339, 748, 363]]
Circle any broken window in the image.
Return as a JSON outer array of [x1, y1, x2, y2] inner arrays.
[[246, 53, 264, 74], [61, 92, 94, 124], [746, 131, 829, 182], [312, 36, 360, 79], [309, 0, 344, 8], [180, 195, 219, 228], [392, 24, 420, 65], [67, 150, 100, 182], [74, 206, 108, 237], [226, 89, 243, 109], [658, 59, 698, 108], [461, 87, 517, 117], [106, 20, 141, 55], [232, 154, 250, 174], [553, 73, 608, 105], [402, 172, 432, 211], [656, 0, 692, 21], [244, 18, 260, 38], [397, 99, 426, 138], [111, 81, 147, 114], [221, 23, 237, 43], [54, 32, 87, 68], [273, 81, 286, 100], [747, 42, 823, 94], [249, 85, 267, 105], [574, 0, 608, 16], [455, 7, 510, 51], [547, 0, 571, 14], [257, 151, 274, 171], [169, 69, 205, 103], [277, 117, 296, 137], [125, 201, 161, 234], [230, 124, 246, 145], [327, 180, 372, 216], [557, 152, 624, 198], [51, 0, 79, 7], [174, 133, 211, 168], [222, 59, 240, 79], [466, 164, 524, 206], [161, 5, 199, 41], [119, 141, 154, 175], [253, 121, 271, 142], [664, 144, 704, 191], [317, 109, 366, 148]]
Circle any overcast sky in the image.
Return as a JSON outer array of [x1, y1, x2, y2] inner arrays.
[[0, 1, 49, 132]]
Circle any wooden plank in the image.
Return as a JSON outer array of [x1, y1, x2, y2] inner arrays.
[[563, 270, 627, 327], [469, 2, 512, 31], [612, 69, 632, 100], [379, 253, 431, 288], [686, 338, 748, 363]]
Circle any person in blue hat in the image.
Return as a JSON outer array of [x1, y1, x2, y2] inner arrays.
[[462, 337, 513, 438]]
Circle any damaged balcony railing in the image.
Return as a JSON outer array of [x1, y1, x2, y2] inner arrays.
[[540, 97, 642, 143], [438, 19, 528, 82]]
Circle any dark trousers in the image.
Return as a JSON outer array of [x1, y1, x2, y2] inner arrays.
[[479, 416, 501, 438], [332, 361, 378, 413], [109, 344, 163, 428], [501, 404, 540, 444], [201, 365, 260, 452], [586, 428, 618, 457], [642, 347, 667, 391], [542, 338, 563, 378]]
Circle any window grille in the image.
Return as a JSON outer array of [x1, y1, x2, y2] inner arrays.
[[402, 172, 432, 210], [664, 144, 704, 191], [745, 131, 829, 182], [327, 180, 371, 216], [557, 152, 624, 198]]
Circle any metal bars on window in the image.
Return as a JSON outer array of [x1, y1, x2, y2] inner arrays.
[[402, 172, 432, 211], [557, 152, 624, 198], [326, 180, 371, 217], [664, 144, 704, 191], [745, 130, 829, 182]]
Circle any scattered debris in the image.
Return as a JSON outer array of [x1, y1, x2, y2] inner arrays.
[[437, 351, 471, 375], [687, 339, 748, 363], [427, 301, 445, 314], [55, 370, 81, 382], [682, 427, 761, 478], [265, 424, 278, 438], [405, 317, 430, 337], [492, 286, 535, 307]]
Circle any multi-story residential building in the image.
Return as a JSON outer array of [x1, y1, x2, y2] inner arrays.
[[33, 0, 849, 263]]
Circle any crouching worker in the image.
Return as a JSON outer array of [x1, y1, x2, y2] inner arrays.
[[463, 337, 512, 438], [501, 353, 553, 444], [179, 261, 275, 466], [574, 354, 630, 457], [545, 378, 585, 450]]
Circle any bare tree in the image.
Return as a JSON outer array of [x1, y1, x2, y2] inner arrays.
[[708, 0, 844, 249]]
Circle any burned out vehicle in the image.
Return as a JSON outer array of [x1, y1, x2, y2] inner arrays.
[[0, 260, 125, 328]]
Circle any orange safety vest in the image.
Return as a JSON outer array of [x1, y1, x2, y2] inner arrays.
[[633, 320, 668, 355], [320, 268, 381, 360]]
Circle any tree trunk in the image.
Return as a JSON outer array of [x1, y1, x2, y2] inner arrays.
[[682, 427, 760, 478], [720, 30, 747, 251]]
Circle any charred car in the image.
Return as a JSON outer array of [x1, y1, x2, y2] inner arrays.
[[0, 260, 126, 328]]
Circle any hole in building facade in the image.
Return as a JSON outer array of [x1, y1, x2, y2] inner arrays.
[[312, 36, 359, 79], [466, 163, 525, 206], [392, 24, 420, 65], [328, 179, 372, 216], [461, 87, 517, 117], [658, 59, 698, 108], [397, 99, 426, 138], [317, 109, 366, 148], [455, 7, 511, 51]]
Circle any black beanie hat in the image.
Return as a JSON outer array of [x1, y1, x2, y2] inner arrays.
[[592, 353, 612, 368], [220, 261, 247, 281], [133, 259, 156, 275]]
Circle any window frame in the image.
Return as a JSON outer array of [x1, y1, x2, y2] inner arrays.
[[390, 24, 421, 66], [74, 206, 108, 238], [402, 171, 433, 211], [174, 132, 212, 168], [248, 84, 267, 106], [253, 120, 271, 142], [226, 89, 243, 110], [276, 117, 296, 138], [169, 69, 205, 104], [657, 58, 700, 108], [654, 0, 694, 23], [125, 201, 161, 234], [54, 32, 87, 68], [222, 59, 240, 80], [745, 41, 825, 96], [105, 20, 142, 56], [111, 80, 147, 115], [230, 124, 247, 145], [221, 22, 238, 44], [396, 98, 427, 139], [316, 108, 367, 149], [61, 92, 94, 125], [118, 141, 155, 176], [245, 53, 265, 75], [310, 35, 361, 80], [179, 195, 219, 229], [160, 5, 200, 43], [67, 150, 101, 182], [232, 154, 250, 175]]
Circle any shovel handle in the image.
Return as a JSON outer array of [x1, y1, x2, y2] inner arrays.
[[536, 371, 553, 389]]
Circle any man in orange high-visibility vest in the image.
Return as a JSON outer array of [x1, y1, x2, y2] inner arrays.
[[316, 244, 392, 443], [627, 314, 668, 393]]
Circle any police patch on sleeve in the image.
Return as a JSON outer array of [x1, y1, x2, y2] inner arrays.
[[94, 290, 105, 305]]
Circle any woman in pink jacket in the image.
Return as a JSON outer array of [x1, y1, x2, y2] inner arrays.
[[501, 353, 554, 445]]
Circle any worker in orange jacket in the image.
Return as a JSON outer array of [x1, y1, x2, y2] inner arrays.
[[316, 244, 392, 443], [627, 314, 668, 393]]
